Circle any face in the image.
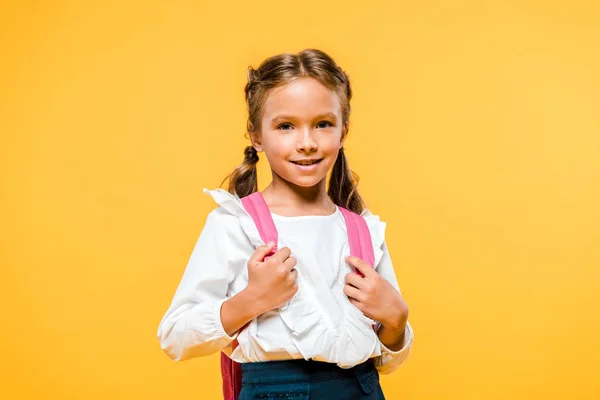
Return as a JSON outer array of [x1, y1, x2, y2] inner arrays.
[[251, 77, 346, 189]]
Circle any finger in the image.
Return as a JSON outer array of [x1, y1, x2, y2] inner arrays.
[[248, 242, 276, 266], [287, 268, 298, 284], [270, 246, 292, 264], [345, 271, 366, 289], [343, 284, 364, 302], [349, 297, 364, 311], [282, 256, 297, 272], [346, 255, 375, 277]]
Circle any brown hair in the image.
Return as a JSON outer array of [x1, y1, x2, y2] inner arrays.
[[222, 49, 365, 214]]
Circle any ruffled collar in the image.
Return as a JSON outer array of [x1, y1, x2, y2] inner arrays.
[[203, 187, 386, 266]]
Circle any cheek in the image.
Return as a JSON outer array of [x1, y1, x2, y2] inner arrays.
[[322, 136, 343, 155], [262, 133, 296, 154], [322, 146, 341, 169], [261, 134, 291, 163]]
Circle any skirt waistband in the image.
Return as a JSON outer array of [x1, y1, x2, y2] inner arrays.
[[240, 358, 376, 385]]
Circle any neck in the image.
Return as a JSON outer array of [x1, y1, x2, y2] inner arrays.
[[262, 172, 336, 216]]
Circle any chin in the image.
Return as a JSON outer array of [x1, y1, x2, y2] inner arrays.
[[292, 179, 324, 188], [279, 174, 327, 189]]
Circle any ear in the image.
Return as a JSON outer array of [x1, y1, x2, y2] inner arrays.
[[339, 123, 348, 149], [249, 131, 263, 152]]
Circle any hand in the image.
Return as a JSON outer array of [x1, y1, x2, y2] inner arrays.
[[245, 242, 298, 315], [344, 255, 409, 330]]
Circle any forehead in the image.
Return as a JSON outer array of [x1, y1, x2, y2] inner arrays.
[[262, 78, 342, 120]]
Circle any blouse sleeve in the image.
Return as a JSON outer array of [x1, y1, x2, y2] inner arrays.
[[373, 240, 415, 374], [156, 207, 240, 361]]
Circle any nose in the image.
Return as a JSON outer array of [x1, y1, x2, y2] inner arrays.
[[296, 127, 317, 153]]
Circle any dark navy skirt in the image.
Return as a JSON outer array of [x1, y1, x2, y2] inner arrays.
[[238, 358, 386, 399]]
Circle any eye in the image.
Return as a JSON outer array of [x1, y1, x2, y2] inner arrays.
[[316, 121, 333, 129], [277, 123, 294, 131]]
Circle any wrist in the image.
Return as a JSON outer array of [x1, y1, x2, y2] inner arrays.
[[221, 290, 260, 337], [377, 323, 407, 351], [237, 287, 266, 319], [381, 314, 407, 331], [381, 303, 409, 331]]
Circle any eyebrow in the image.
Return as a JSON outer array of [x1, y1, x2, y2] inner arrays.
[[271, 112, 338, 124]]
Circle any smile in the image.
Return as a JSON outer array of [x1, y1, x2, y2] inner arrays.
[[290, 159, 323, 170], [290, 159, 323, 165]]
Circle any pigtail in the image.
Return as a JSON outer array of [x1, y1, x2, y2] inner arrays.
[[221, 146, 259, 197], [328, 147, 365, 214]]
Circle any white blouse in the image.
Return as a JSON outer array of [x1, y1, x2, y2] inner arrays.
[[157, 188, 414, 375]]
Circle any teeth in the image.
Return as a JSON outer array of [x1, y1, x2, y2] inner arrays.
[[294, 160, 319, 165]]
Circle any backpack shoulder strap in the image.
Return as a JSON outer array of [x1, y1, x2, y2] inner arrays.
[[339, 207, 375, 275], [220, 191, 279, 400], [240, 191, 278, 257]]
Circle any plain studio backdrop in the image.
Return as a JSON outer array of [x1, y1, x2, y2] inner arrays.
[[1, 1, 599, 399]]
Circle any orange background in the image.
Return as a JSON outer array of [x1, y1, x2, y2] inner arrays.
[[1, 1, 599, 399]]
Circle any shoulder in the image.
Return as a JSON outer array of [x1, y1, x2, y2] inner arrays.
[[202, 187, 263, 248], [201, 189, 243, 232], [359, 208, 387, 244], [359, 208, 388, 266]]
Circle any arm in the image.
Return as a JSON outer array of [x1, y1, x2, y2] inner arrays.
[[374, 321, 414, 375], [377, 321, 406, 351], [373, 241, 414, 374], [156, 209, 249, 361], [344, 240, 415, 374]]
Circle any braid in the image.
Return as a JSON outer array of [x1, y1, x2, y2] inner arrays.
[[328, 147, 365, 214], [221, 146, 259, 197]]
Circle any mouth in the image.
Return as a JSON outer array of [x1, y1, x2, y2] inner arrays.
[[290, 159, 323, 166], [290, 158, 324, 171]]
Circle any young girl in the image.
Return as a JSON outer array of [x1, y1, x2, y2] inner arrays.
[[157, 49, 414, 399]]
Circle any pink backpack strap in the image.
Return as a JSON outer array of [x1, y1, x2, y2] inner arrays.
[[339, 207, 375, 275], [339, 207, 378, 338], [221, 191, 280, 400], [240, 192, 278, 258]]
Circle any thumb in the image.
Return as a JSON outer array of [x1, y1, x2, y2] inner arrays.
[[248, 241, 276, 266]]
